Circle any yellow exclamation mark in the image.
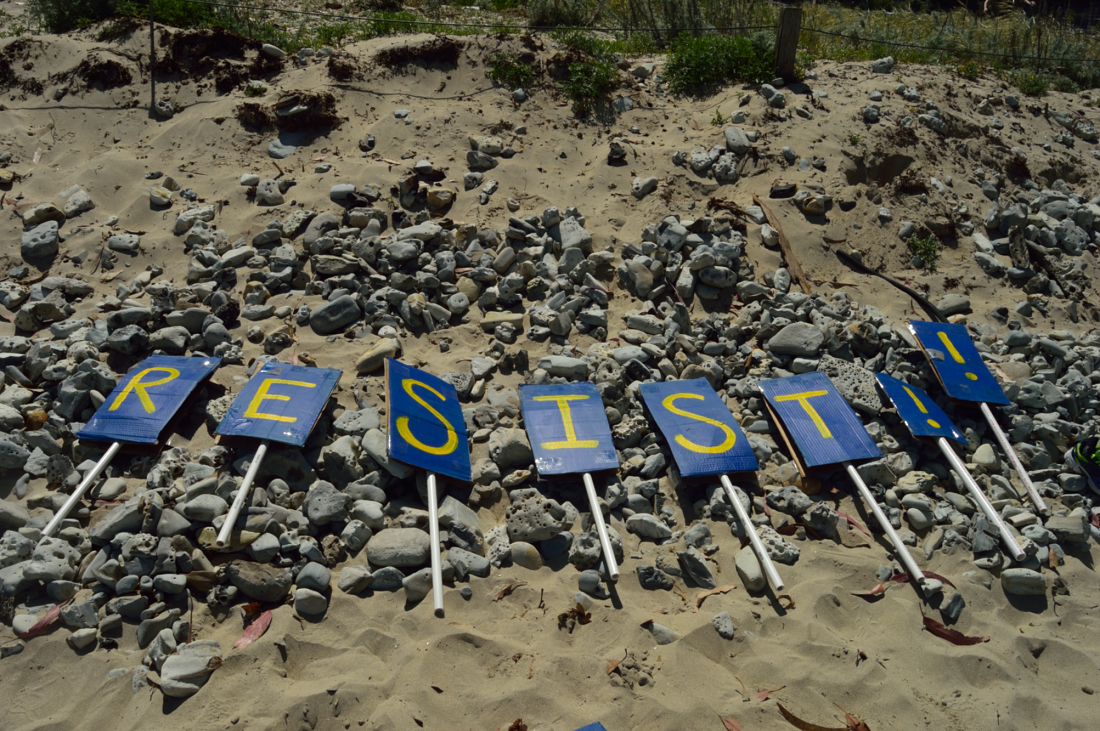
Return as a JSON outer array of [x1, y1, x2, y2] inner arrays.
[[903, 384, 941, 429], [937, 331, 979, 381]]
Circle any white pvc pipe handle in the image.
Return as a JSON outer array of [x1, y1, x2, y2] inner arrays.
[[427, 472, 444, 617], [720, 475, 785, 591], [583, 472, 620, 582], [42, 441, 122, 538], [938, 438, 1025, 560], [844, 462, 927, 585], [216, 441, 268, 547], [980, 402, 1048, 515]]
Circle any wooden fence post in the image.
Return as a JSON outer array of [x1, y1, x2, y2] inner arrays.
[[774, 7, 802, 81]]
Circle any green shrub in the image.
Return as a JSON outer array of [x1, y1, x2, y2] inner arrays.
[[488, 53, 537, 91], [551, 29, 613, 60], [27, 0, 114, 33], [1013, 72, 1049, 97], [907, 233, 940, 273], [562, 59, 618, 115], [528, 0, 589, 28], [956, 59, 981, 81], [664, 34, 773, 96]]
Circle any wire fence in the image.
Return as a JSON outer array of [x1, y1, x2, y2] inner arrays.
[[174, 0, 778, 36], [165, 0, 1100, 67], [801, 26, 1100, 66]]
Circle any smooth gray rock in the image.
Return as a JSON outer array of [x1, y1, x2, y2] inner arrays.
[[488, 428, 532, 469], [159, 640, 222, 698], [1001, 568, 1046, 596], [735, 547, 766, 591], [182, 494, 228, 522], [227, 561, 293, 602], [296, 562, 332, 592], [337, 565, 373, 593], [676, 546, 716, 589], [366, 528, 430, 568], [310, 295, 360, 335], [767, 322, 824, 357], [402, 567, 434, 603], [294, 587, 328, 616], [626, 514, 672, 540]]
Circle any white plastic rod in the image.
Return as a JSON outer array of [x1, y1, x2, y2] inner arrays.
[[938, 437, 1025, 561], [426, 472, 444, 618], [216, 441, 268, 547], [980, 402, 1048, 515], [42, 441, 122, 538], [583, 472, 620, 582], [720, 475, 785, 591], [844, 462, 927, 586]]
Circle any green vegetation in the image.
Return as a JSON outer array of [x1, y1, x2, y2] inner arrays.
[[665, 34, 773, 96], [1013, 71, 1050, 96], [561, 59, 618, 114], [907, 233, 940, 273], [710, 109, 726, 127], [18, 0, 1100, 104], [848, 132, 862, 145], [488, 52, 537, 90], [28, 0, 114, 33]]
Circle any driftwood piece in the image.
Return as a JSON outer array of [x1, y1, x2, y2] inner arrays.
[[752, 194, 811, 295]]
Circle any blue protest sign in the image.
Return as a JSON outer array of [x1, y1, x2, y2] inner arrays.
[[908, 320, 1009, 405], [216, 362, 340, 446], [875, 373, 967, 445], [638, 378, 757, 477], [78, 356, 221, 444], [386, 358, 471, 482], [759, 372, 881, 468], [520, 383, 618, 476]]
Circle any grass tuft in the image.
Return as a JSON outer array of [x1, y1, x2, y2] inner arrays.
[[665, 33, 773, 96], [488, 52, 537, 90], [908, 233, 940, 273]]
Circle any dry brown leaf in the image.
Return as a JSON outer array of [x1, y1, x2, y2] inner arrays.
[[695, 584, 737, 610], [16, 599, 71, 639], [835, 510, 871, 537], [232, 609, 271, 650], [508, 720, 528, 731], [777, 703, 847, 731], [777, 594, 796, 610], [835, 704, 872, 731], [493, 580, 527, 601], [757, 685, 786, 701], [920, 607, 989, 645], [557, 603, 591, 632], [721, 714, 745, 731]]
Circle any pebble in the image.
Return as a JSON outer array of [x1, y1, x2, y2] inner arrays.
[[711, 611, 735, 640]]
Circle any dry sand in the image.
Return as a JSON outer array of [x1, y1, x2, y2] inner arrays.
[[0, 22, 1098, 731]]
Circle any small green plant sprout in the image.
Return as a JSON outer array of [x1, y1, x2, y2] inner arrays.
[[849, 132, 863, 146], [908, 233, 940, 273], [487, 53, 536, 92], [245, 80, 267, 97], [710, 109, 726, 127], [562, 59, 618, 115]]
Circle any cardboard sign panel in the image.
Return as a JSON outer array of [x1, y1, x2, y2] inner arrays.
[[386, 358, 471, 483], [78, 356, 222, 444], [759, 372, 881, 468], [909, 320, 1010, 405], [875, 373, 967, 445], [216, 362, 340, 446], [520, 383, 618, 476], [638, 378, 758, 477]]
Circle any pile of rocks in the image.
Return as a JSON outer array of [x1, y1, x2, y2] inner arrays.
[[2, 58, 1100, 678]]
